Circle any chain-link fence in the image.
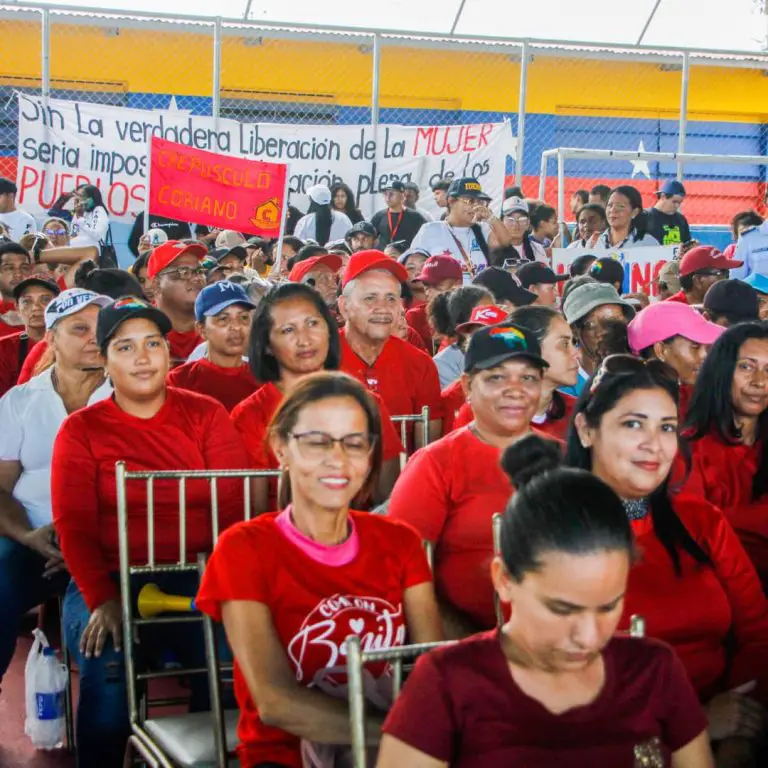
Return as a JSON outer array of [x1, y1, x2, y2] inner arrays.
[[1, 2, 767, 235]]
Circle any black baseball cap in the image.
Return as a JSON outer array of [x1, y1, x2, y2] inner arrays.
[[703, 279, 759, 322], [210, 245, 247, 263], [464, 322, 549, 373], [383, 180, 406, 193], [472, 267, 537, 307], [97, 295, 172, 352], [345, 221, 377, 241], [447, 177, 491, 201], [516, 262, 568, 289], [590, 257, 625, 287], [12, 276, 60, 301]]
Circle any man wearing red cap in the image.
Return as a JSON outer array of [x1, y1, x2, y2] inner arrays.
[[338, 250, 443, 443], [146, 240, 208, 366], [406, 255, 464, 351], [288, 253, 342, 308], [666, 246, 742, 306]]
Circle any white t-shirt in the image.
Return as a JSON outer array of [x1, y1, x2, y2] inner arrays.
[[70, 205, 110, 246], [509, 240, 548, 263], [293, 210, 353, 244], [410, 221, 492, 272], [0, 368, 112, 528], [0, 208, 36, 240]]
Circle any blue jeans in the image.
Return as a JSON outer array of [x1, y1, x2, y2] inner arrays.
[[0, 535, 69, 680], [63, 572, 215, 768]]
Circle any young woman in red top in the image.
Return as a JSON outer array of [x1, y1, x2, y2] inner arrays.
[[231, 282, 402, 515], [387, 322, 552, 637], [197, 373, 441, 768], [565, 355, 768, 763], [507, 305, 580, 440], [52, 297, 246, 768], [379, 437, 713, 768]]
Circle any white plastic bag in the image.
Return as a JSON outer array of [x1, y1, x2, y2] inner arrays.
[[24, 628, 68, 750]]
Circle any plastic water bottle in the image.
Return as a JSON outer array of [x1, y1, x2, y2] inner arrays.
[[24, 629, 67, 750]]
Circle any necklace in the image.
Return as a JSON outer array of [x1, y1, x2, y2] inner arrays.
[[622, 497, 650, 521]]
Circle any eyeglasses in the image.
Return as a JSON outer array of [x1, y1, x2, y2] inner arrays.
[[695, 269, 727, 279], [0, 263, 33, 276], [289, 431, 376, 460], [590, 355, 679, 394], [503, 215, 529, 224], [44, 228, 67, 237], [657, 280, 669, 292], [159, 266, 207, 282]]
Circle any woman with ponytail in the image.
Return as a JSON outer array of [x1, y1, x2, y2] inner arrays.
[[293, 185, 353, 247], [596, 186, 659, 249], [379, 434, 713, 768], [569, 354, 768, 761]]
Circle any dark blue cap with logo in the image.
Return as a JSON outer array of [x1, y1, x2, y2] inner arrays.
[[464, 322, 548, 373], [447, 177, 491, 201], [659, 180, 686, 197], [194, 280, 257, 322]]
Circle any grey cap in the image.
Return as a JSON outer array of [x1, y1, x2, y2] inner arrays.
[[562, 282, 636, 326]]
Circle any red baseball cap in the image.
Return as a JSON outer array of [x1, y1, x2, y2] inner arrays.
[[455, 304, 508, 335], [289, 253, 343, 283], [147, 240, 208, 279], [341, 249, 408, 288], [414, 255, 463, 286], [678, 245, 742, 277]]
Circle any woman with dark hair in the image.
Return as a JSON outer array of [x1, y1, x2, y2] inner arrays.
[[684, 322, 768, 585], [507, 305, 580, 440], [231, 283, 402, 514], [568, 354, 768, 758], [429, 284, 493, 387], [379, 435, 713, 768], [293, 185, 353, 247], [129, 252, 155, 303], [330, 182, 364, 224], [388, 322, 551, 637], [70, 184, 111, 249], [568, 203, 607, 249], [596, 186, 659, 249], [497, 196, 547, 262], [199, 372, 441, 768]]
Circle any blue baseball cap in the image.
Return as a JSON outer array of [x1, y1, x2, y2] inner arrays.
[[742, 273, 768, 296], [194, 281, 257, 323], [659, 180, 686, 197]]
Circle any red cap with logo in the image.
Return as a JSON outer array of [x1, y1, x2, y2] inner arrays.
[[147, 240, 208, 279], [678, 245, 743, 277], [414, 255, 463, 286], [455, 304, 508, 335], [341, 249, 408, 288], [289, 254, 343, 283]]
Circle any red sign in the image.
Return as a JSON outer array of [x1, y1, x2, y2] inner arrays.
[[147, 136, 288, 236]]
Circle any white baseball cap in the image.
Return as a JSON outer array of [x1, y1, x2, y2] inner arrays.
[[307, 184, 332, 206], [501, 196, 529, 216], [215, 230, 246, 249], [146, 228, 168, 247], [44, 288, 112, 330]]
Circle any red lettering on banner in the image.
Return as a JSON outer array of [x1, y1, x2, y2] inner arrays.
[[478, 124, 493, 148], [18, 166, 39, 202], [108, 183, 129, 217], [630, 263, 652, 294], [414, 127, 433, 156]]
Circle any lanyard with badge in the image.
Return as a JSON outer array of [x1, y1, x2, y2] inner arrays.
[[387, 210, 404, 242], [447, 225, 476, 278]]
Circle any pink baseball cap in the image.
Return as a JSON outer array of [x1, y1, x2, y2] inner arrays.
[[627, 301, 724, 355]]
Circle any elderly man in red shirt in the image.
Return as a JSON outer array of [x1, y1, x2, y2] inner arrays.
[[666, 246, 743, 306], [338, 250, 443, 445], [146, 239, 208, 366]]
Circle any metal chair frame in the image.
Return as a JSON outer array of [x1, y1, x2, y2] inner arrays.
[[390, 406, 430, 470], [115, 463, 280, 768]]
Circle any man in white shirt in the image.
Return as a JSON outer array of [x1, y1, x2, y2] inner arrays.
[[410, 177, 510, 278], [0, 177, 36, 241]]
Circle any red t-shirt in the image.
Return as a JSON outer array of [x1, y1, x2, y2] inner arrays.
[[0, 299, 23, 339], [618, 494, 768, 704], [339, 331, 442, 420], [196, 510, 432, 768], [387, 426, 513, 629], [167, 328, 202, 367], [664, 290, 689, 304], [231, 381, 403, 508], [405, 325, 428, 353], [440, 378, 466, 435], [17, 338, 47, 384], [405, 303, 433, 351], [51, 387, 246, 611], [167, 358, 261, 413], [684, 430, 768, 586], [0, 332, 38, 397], [382, 631, 707, 767]]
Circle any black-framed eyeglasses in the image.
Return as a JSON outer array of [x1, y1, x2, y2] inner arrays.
[[159, 266, 207, 281], [694, 268, 727, 279], [289, 431, 376, 459], [590, 354, 679, 394]]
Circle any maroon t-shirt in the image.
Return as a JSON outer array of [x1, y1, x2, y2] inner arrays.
[[383, 631, 707, 767]]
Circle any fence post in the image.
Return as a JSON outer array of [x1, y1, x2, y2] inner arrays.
[[41, 8, 50, 104], [212, 17, 222, 127], [515, 40, 530, 190], [557, 149, 565, 223], [677, 51, 690, 182], [371, 32, 381, 129]]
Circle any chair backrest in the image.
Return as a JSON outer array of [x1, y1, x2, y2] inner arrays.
[[115, 463, 281, 726], [346, 635, 455, 768], [390, 406, 430, 470]]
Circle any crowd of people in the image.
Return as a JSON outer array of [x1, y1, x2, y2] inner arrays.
[[2, 168, 768, 767]]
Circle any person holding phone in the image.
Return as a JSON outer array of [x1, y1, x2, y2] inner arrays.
[[70, 185, 110, 249]]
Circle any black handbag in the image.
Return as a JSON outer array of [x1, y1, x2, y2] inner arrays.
[[98, 225, 118, 269]]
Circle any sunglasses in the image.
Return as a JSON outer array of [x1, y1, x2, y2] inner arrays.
[[590, 355, 679, 394]]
